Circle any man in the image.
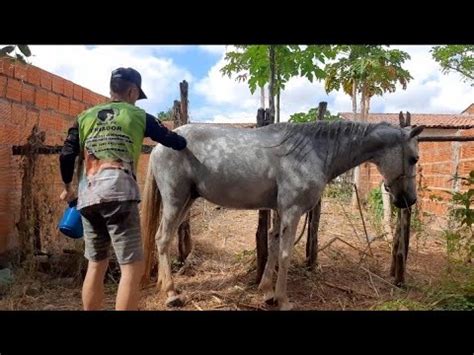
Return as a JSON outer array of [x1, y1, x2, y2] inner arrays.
[[59, 67, 187, 310]]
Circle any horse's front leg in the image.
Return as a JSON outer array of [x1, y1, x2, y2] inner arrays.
[[274, 207, 302, 310], [258, 210, 280, 305]]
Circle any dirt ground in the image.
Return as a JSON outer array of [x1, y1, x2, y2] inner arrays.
[[0, 197, 463, 311]]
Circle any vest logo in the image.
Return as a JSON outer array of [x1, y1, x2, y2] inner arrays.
[[97, 108, 120, 124]]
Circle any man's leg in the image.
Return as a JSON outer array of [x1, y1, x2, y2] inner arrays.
[[81, 205, 112, 311], [104, 201, 145, 310], [116, 260, 145, 310], [82, 258, 109, 310]]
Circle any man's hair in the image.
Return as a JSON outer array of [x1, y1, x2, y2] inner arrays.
[[110, 77, 135, 96]]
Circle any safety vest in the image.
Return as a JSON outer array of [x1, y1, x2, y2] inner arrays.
[[78, 101, 146, 176]]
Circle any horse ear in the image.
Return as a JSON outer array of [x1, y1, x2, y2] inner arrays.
[[409, 125, 425, 138]]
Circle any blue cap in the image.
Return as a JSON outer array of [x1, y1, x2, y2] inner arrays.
[[110, 67, 147, 100]]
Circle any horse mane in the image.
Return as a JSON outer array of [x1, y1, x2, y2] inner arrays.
[[262, 120, 401, 163]]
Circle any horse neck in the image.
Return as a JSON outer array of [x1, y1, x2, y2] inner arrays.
[[319, 123, 395, 181]]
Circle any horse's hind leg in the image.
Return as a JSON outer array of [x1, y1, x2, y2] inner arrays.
[[258, 210, 280, 305], [156, 192, 193, 308]]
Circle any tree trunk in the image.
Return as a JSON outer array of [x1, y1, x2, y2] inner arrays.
[[268, 45, 276, 117], [276, 89, 280, 123], [306, 101, 327, 269], [352, 80, 357, 119], [260, 86, 265, 109], [381, 182, 393, 240]]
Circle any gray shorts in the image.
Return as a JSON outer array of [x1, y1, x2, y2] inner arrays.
[[80, 201, 143, 265]]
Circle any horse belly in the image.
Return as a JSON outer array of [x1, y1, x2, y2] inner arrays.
[[197, 177, 277, 210]]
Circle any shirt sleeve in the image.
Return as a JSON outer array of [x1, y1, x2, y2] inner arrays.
[[59, 119, 80, 184], [145, 113, 187, 150]]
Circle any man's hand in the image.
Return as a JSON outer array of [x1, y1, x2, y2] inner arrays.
[[60, 184, 76, 203]]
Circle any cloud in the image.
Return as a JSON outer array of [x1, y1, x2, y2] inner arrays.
[[198, 45, 227, 56], [29, 45, 193, 114]]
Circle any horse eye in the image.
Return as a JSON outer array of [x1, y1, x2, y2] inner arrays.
[[409, 157, 419, 165]]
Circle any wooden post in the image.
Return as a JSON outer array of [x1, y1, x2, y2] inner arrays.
[[306, 102, 327, 268], [176, 81, 193, 263], [390, 111, 412, 286], [255, 108, 272, 284]]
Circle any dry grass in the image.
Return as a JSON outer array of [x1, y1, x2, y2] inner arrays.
[[0, 198, 452, 311]]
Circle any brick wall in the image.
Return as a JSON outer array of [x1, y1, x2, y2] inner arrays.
[[0, 57, 173, 256], [358, 128, 474, 225]]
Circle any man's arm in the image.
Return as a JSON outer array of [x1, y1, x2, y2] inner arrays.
[[145, 114, 187, 150], [59, 120, 80, 201]]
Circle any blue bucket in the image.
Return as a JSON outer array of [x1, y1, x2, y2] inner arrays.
[[58, 199, 84, 239]]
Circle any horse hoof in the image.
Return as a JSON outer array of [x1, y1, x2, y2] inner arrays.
[[166, 295, 185, 308], [264, 297, 277, 306], [278, 302, 294, 311]]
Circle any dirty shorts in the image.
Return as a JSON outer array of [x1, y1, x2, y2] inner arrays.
[[80, 201, 143, 265]]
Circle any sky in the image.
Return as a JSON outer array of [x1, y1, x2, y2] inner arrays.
[[23, 45, 474, 123]]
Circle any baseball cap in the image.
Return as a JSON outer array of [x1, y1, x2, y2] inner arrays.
[[110, 67, 147, 100]]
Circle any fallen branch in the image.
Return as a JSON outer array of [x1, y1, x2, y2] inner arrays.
[[360, 266, 406, 292], [322, 281, 374, 298], [322, 233, 373, 258]]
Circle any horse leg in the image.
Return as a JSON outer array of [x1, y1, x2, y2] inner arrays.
[[258, 210, 280, 305], [156, 194, 192, 308], [274, 207, 301, 310]]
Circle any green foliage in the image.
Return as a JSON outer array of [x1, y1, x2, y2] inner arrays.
[[289, 107, 342, 123], [324, 45, 412, 99], [443, 170, 474, 263], [0, 44, 31, 64], [431, 45, 474, 86], [220, 45, 336, 95], [324, 182, 352, 202], [367, 187, 384, 223], [157, 109, 172, 121]]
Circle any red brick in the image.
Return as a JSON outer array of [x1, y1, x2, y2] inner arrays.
[[11, 103, 27, 126], [78, 102, 86, 113], [26, 66, 41, 86], [0, 58, 14, 77], [35, 89, 49, 109], [51, 75, 64, 95], [13, 63, 27, 80], [73, 85, 82, 101], [0, 100, 12, 122], [0, 122, 20, 144], [47, 92, 59, 110], [63, 80, 73, 98], [40, 72, 52, 90], [82, 89, 96, 105], [6, 78, 22, 102], [69, 100, 83, 116], [21, 83, 35, 104], [39, 110, 59, 131], [58, 96, 70, 115], [0, 76, 6, 98], [25, 108, 40, 135]]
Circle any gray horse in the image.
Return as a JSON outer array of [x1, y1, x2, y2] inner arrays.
[[141, 120, 424, 310]]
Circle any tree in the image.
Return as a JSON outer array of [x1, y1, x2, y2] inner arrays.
[[289, 107, 341, 123], [431, 45, 474, 86], [0, 45, 32, 64], [220, 45, 336, 122], [324, 45, 412, 207], [157, 109, 172, 121], [324, 45, 412, 121]]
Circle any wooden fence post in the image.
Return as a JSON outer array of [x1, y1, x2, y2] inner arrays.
[[390, 111, 412, 286], [306, 101, 327, 268]]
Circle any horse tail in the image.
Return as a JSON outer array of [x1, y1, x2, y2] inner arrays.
[[141, 156, 161, 286]]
